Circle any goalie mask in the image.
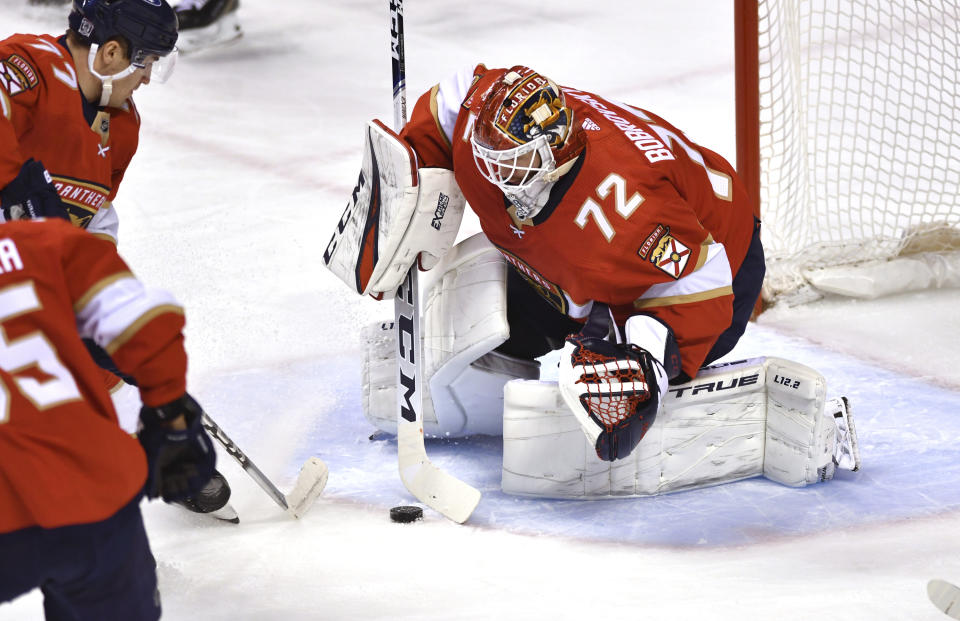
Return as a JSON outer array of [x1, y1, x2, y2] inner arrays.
[[470, 66, 585, 220]]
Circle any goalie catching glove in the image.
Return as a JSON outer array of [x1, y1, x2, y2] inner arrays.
[[558, 306, 675, 461], [323, 120, 466, 298]]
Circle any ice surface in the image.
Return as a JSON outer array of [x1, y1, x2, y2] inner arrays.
[[1, 1, 959, 620]]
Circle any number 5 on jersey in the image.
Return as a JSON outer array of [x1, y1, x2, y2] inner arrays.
[[0, 282, 82, 422]]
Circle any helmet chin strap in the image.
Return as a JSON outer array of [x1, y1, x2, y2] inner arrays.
[[506, 155, 581, 221], [87, 44, 137, 107], [506, 177, 554, 221]]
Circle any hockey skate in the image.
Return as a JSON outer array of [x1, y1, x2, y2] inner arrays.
[[820, 396, 861, 481], [174, 0, 243, 53], [172, 469, 240, 523]]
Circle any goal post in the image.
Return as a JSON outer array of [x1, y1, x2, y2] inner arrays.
[[735, 0, 761, 221], [735, 0, 960, 305]]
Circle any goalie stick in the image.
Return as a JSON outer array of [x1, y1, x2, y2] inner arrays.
[[389, 0, 481, 524], [929, 579, 960, 619], [201, 412, 328, 519]]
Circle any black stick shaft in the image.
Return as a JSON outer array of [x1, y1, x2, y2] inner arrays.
[[389, 0, 407, 129], [201, 411, 289, 510]]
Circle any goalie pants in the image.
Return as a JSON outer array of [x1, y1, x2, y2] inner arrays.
[[703, 217, 766, 366], [495, 217, 765, 377], [495, 268, 582, 362], [0, 494, 161, 621]]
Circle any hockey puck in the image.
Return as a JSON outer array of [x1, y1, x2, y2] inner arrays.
[[389, 505, 423, 523]]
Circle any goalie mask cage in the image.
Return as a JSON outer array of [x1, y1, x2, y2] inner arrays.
[[735, 0, 960, 305]]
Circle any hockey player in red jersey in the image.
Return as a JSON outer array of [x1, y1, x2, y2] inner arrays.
[[0, 0, 179, 235], [325, 64, 766, 462], [0, 218, 215, 620], [0, 0, 237, 518], [326, 64, 862, 495]]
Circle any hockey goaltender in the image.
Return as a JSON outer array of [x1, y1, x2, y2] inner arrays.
[[323, 63, 860, 500]]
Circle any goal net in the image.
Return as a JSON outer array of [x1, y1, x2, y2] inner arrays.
[[739, 1, 960, 304]]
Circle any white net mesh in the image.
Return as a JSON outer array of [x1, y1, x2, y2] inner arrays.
[[757, 0, 960, 301]]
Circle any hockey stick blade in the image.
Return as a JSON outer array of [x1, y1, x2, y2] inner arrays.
[[398, 419, 481, 524], [201, 411, 328, 519], [284, 457, 329, 518], [929, 579, 960, 619]]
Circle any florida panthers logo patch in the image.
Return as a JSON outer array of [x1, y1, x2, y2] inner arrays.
[[494, 71, 573, 148], [650, 234, 691, 279], [638, 224, 668, 260], [0, 55, 39, 97]]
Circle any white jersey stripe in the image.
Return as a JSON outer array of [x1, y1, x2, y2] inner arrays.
[[434, 65, 476, 144], [74, 276, 183, 353], [0, 88, 10, 121]]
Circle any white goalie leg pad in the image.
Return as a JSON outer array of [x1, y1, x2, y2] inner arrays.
[[504, 358, 768, 498], [762, 357, 833, 486], [361, 319, 401, 431], [361, 233, 539, 436], [323, 119, 465, 298], [503, 357, 854, 498]]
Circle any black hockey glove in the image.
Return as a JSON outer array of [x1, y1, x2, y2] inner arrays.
[[138, 393, 217, 502], [1, 159, 71, 222]]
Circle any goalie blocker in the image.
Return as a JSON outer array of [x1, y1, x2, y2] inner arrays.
[[323, 119, 466, 299], [502, 356, 861, 498]]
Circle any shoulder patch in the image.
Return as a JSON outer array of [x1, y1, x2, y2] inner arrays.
[[0, 54, 39, 96], [650, 231, 692, 279], [638, 224, 669, 260]]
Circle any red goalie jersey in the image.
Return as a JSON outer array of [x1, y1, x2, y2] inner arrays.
[[400, 65, 756, 378], [0, 219, 187, 533], [0, 33, 139, 235]]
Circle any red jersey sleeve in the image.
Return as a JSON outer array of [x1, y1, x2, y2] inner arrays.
[[399, 64, 501, 169], [0, 36, 41, 188], [400, 87, 455, 168], [62, 228, 187, 406]]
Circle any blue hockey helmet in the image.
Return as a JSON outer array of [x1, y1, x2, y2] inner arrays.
[[68, 0, 179, 67]]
